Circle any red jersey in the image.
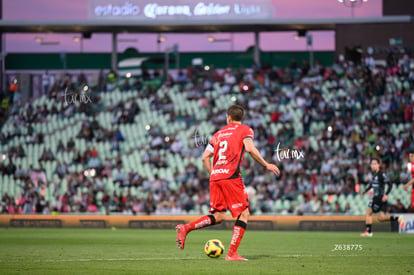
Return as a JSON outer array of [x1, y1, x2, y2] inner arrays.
[[208, 123, 254, 181], [410, 163, 414, 179], [410, 163, 414, 196]]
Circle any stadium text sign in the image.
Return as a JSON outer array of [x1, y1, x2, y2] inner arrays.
[[88, 0, 274, 20], [399, 214, 414, 234]]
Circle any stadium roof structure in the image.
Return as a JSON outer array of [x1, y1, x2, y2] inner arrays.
[[1, 15, 413, 72], [0, 16, 412, 33]]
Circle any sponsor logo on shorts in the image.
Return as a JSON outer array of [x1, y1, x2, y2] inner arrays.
[[231, 203, 243, 209], [211, 168, 229, 175]]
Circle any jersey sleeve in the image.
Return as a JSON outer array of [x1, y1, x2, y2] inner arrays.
[[242, 126, 254, 140], [383, 172, 390, 184], [364, 182, 372, 193], [383, 173, 392, 195], [208, 133, 217, 148], [205, 143, 214, 153]]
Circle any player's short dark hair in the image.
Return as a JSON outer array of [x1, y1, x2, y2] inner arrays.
[[371, 157, 381, 164], [409, 148, 414, 154], [227, 105, 244, 122]]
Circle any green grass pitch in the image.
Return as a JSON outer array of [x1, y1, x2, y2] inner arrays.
[[0, 228, 413, 274]]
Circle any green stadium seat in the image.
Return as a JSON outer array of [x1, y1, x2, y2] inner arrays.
[[274, 199, 283, 212], [60, 178, 68, 196], [282, 200, 291, 210]]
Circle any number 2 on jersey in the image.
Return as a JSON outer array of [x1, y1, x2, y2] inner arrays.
[[218, 140, 228, 160]]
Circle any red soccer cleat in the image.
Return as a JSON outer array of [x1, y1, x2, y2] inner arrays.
[[225, 253, 249, 261], [176, 224, 188, 249]]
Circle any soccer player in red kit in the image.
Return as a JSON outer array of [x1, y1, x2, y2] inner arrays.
[[176, 105, 280, 261], [403, 150, 414, 211]]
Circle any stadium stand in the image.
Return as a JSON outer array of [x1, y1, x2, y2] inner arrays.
[[0, 56, 413, 216]]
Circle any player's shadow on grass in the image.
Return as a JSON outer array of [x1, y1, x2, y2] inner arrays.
[[248, 254, 304, 259], [247, 255, 275, 260]]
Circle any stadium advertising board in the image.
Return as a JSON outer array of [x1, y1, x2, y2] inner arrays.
[[88, 0, 274, 20], [128, 220, 186, 229], [9, 219, 62, 228], [399, 214, 414, 233], [80, 219, 107, 228], [2, 215, 388, 231]]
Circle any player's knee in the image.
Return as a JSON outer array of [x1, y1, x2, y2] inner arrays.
[[245, 208, 250, 218], [214, 212, 226, 224], [239, 208, 250, 221], [377, 213, 388, 222]]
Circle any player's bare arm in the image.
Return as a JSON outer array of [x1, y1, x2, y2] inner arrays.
[[202, 148, 213, 175], [243, 138, 280, 175], [403, 178, 414, 191]]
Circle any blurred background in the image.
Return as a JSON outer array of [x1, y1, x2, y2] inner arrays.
[[0, 0, 413, 217]]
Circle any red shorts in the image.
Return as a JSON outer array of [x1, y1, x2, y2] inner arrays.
[[209, 177, 249, 218]]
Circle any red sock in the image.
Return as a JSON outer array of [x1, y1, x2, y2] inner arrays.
[[228, 220, 247, 255], [186, 214, 216, 232]]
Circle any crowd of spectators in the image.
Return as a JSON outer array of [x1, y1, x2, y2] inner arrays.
[[1, 51, 414, 215]]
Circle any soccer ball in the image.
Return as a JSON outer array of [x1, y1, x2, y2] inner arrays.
[[204, 239, 225, 258]]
